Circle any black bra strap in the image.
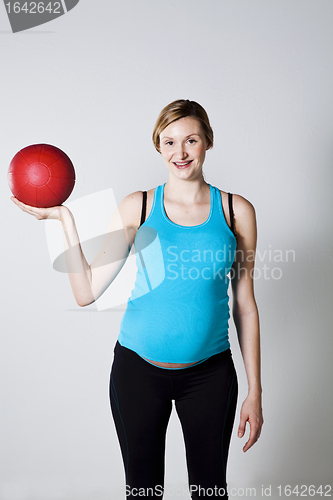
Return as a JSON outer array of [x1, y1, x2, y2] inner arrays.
[[228, 192, 236, 237], [140, 191, 147, 227]]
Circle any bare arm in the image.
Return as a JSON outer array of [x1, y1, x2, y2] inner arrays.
[[11, 191, 143, 306], [231, 195, 263, 452]]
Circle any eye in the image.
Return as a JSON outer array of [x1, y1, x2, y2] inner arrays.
[[187, 139, 197, 144], [165, 141, 174, 146]]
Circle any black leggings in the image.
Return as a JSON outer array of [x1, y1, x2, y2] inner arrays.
[[110, 341, 238, 499]]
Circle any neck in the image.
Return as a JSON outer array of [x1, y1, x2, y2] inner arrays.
[[164, 176, 209, 203]]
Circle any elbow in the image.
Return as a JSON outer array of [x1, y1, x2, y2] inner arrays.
[[232, 290, 258, 314], [76, 300, 87, 307], [233, 300, 258, 320], [75, 282, 97, 307], [76, 296, 96, 307], [234, 306, 258, 319]]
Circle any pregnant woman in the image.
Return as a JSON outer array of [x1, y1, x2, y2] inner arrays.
[[11, 99, 263, 499]]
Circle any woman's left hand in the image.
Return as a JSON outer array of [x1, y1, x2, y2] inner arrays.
[[237, 394, 263, 452]]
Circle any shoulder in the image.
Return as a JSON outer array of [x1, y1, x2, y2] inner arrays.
[[119, 188, 155, 228], [219, 190, 256, 237], [232, 194, 257, 241], [232, 193, 256, 219], [219, 189, 255, 216], [118, 190, 144, 228]]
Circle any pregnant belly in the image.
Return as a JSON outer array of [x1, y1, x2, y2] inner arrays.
[[143, 358, 201, 368]]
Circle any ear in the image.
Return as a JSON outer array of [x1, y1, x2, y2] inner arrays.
[[204, 136, 212, 150]]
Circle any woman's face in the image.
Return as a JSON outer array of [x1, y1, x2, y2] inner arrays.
[[159, 117, 209, 180]]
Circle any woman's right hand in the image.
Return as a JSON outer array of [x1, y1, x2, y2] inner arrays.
[[10, 196, 68, 222]]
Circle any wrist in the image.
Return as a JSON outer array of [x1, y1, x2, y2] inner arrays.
[[59, 206, 73, 226], [247, 386, 262, 398]]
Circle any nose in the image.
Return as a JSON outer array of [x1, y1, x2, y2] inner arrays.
[[174, 143, 188, 160]]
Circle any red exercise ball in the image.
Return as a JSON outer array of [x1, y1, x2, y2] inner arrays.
[[8, 143, 75, 208]]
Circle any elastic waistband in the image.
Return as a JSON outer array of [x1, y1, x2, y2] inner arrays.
[[114, 341, 232, 375], [139, 354, 210, 370]]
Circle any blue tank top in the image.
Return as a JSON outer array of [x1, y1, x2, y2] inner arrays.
[[118, 183, 237, 363]]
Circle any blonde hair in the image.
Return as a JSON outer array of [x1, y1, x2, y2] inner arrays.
[[152, 99, 214, 153]]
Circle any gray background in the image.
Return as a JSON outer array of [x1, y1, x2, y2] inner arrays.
[[1, 1, 332, 499]]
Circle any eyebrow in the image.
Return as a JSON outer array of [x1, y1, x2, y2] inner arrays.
[[161, 133, 201, 140]]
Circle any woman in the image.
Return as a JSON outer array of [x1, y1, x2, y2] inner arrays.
[[11, 99, 263, 499]]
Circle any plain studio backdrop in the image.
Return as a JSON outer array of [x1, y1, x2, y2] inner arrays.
[[1, 1, 332, 499]]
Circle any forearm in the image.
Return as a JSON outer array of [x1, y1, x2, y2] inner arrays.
[[233, 304, 262, 397], [60, 208, 95, 307]]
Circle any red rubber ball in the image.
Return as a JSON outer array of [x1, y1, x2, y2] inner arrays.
[[8, 143, 75, 208]]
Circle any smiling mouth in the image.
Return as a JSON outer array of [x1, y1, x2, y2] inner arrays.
[[173, 160, 193, 168]]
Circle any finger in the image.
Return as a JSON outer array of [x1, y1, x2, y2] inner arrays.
[[256, 418, 263, 441], [243, 430, 255, 452], [17, 204, 40, 216], [11, 197, 32, 210], [11, 198, 45, 218], [11, 196, 21, 207], [238, 415, 247, 438], [11, 196, 25, 205], [243, 419, 261, 452], [11, 197, 36, 210], [11, 197, 60, 216]]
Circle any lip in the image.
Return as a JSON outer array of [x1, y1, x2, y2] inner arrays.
[[173, 160, 193, 169]]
